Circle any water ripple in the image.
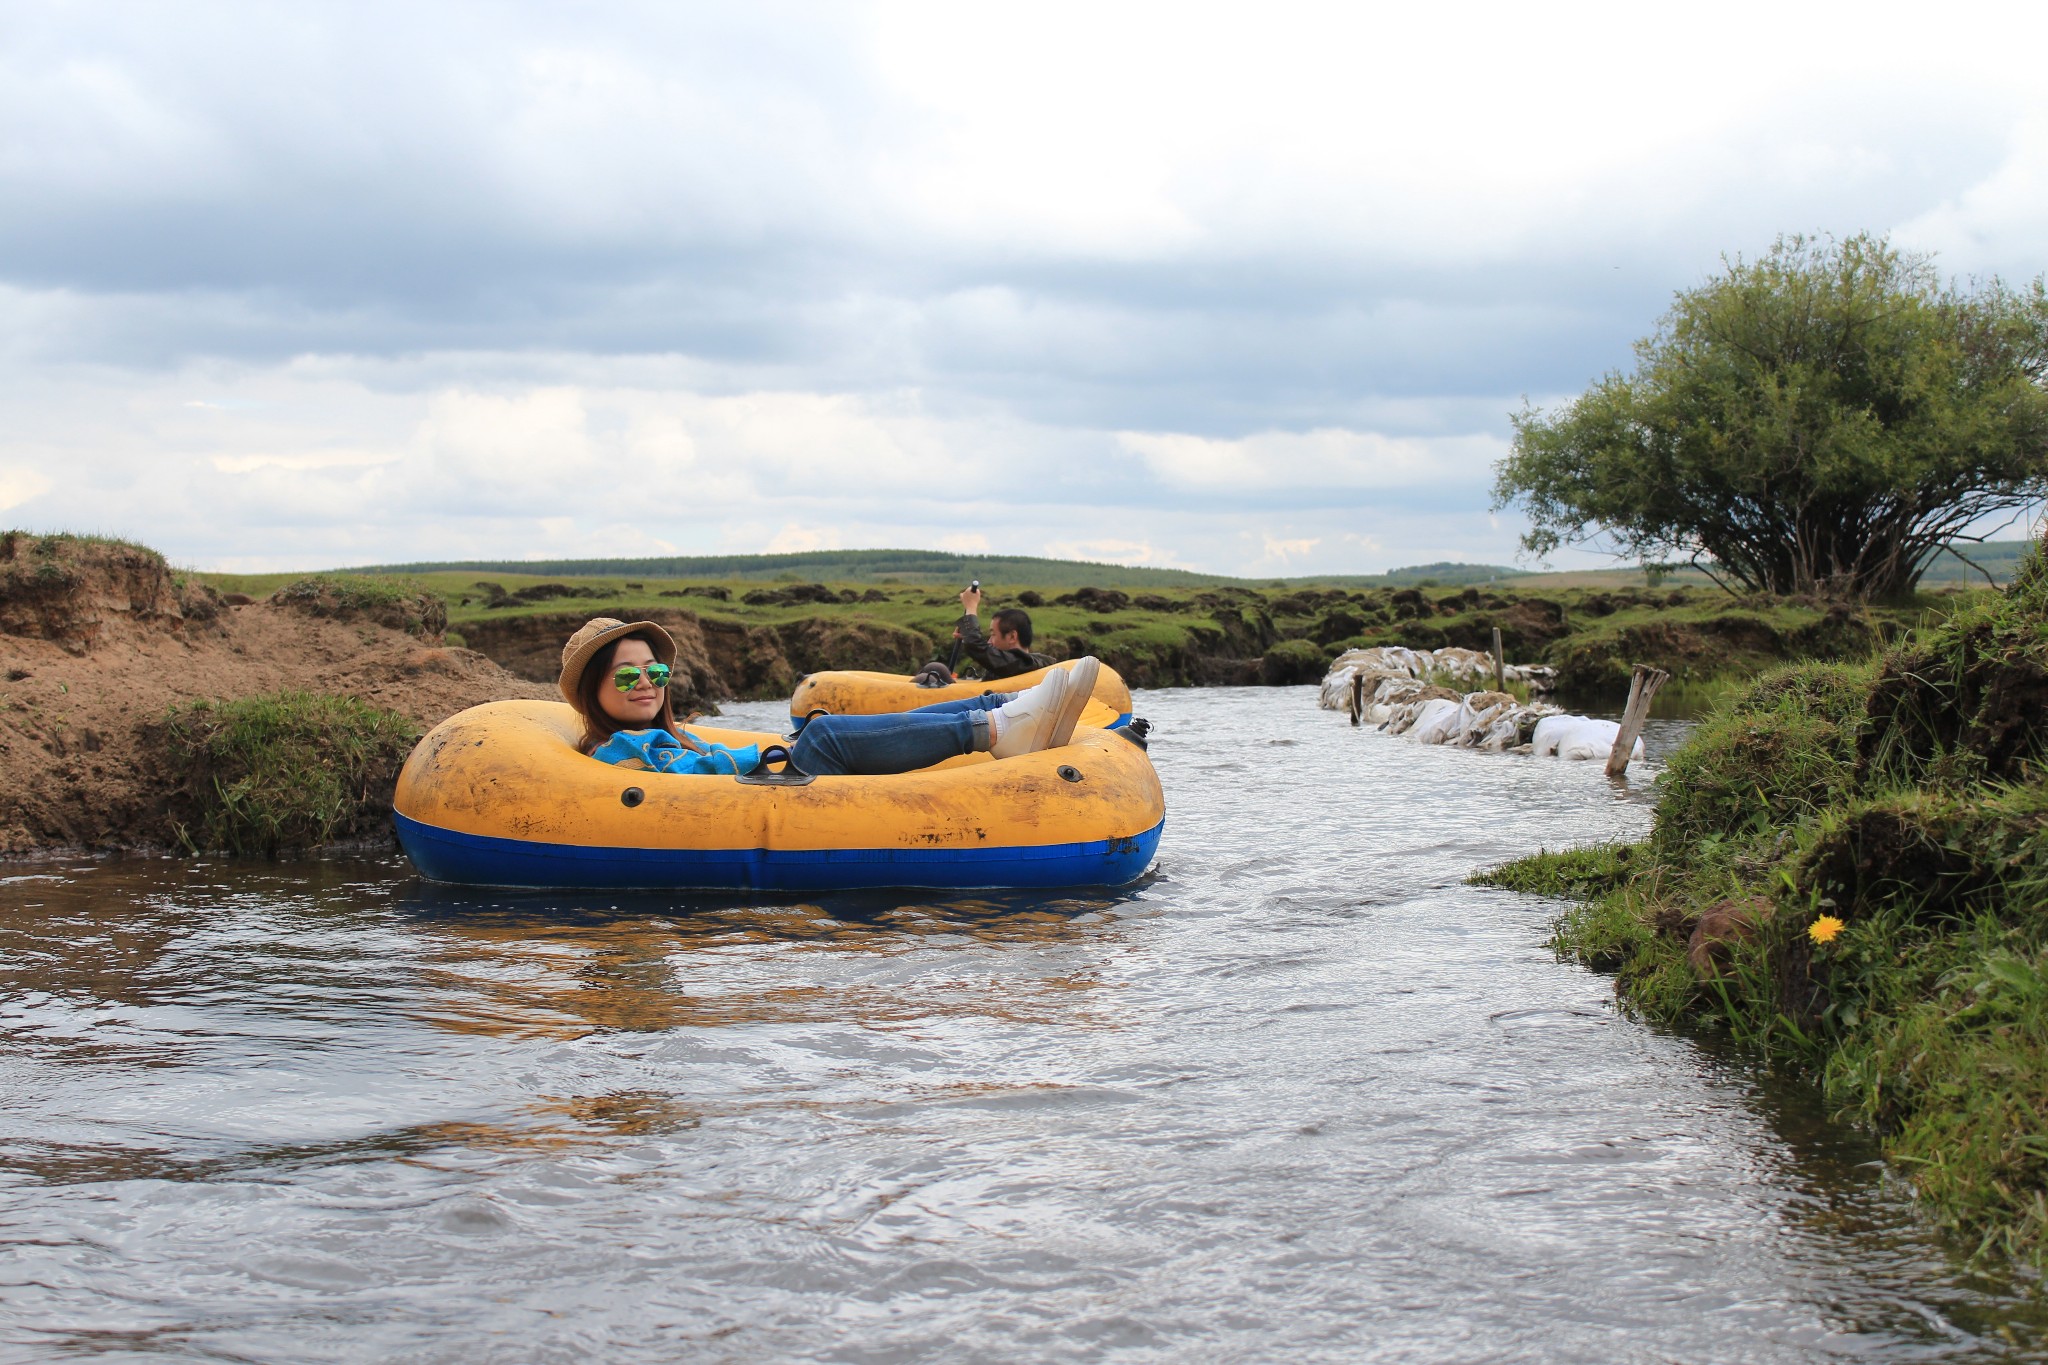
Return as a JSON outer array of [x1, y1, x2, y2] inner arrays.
[[2, 687, 2043, 1362]]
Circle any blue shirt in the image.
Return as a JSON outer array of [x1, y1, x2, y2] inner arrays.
[[590, 728, 763, 777]]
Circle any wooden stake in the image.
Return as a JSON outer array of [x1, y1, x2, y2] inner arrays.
[[1606, 664, 1671, 777], [1349, 671, 1366, 726], [1491, 627, 1505, 692]]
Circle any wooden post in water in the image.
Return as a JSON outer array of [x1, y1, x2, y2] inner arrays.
[[1349, 671, 1366, 726], [1606, 664, 1671, 778], [1491, 627, 1506, 692]]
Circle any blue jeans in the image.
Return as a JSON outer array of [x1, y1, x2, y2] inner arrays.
[[787, 693, 1013, 777]]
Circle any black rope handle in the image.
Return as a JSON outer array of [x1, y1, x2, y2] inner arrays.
[[736, 743, 816, 786]]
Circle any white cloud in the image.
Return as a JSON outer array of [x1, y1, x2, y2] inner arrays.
[[0, 467, 55, 512], [1261, 536, 1320, 564], [211, 450, 396, 474], [1117, 428, 1503, 492], [3, 1, 2045, 573], [764, 523, 840, 554], [872, 0, 2044, 259], [1897, 113, 2048, 272], [1038, 538, 1188, 569]]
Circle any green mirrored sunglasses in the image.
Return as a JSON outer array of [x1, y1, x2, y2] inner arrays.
[[611, 663, 673, 691]]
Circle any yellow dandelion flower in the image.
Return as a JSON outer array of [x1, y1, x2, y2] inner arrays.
[[1808, 914, 1846, 945]]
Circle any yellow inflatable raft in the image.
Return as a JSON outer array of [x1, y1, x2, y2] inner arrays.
[[392, 700, 1164, 892], [790, 660, 1134, 726]]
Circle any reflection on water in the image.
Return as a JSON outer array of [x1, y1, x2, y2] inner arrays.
[[2, 687, 2044, 1363], [406, 889, 1134, 1040]]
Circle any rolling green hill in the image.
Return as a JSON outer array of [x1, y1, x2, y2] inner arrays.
[[357, 549, 1224, 588], [340, 537, 2037, 590], [1918, 538, 2036, 585], [351, 547, 1525, 589]]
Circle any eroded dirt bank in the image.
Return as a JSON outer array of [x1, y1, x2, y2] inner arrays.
[[0, 534, 548, 855]]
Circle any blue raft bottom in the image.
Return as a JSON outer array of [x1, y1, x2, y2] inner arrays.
[[393, 811, 1165, 892]]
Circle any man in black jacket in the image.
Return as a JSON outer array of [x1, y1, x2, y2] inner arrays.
[[949, 585, 1053, 680]]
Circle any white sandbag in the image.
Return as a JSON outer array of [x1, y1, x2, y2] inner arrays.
[[1430, 647, 1494, 683], [1380, 698, 1426, 735], [1452, 695, 1514, 746], [1502, 663, 1559, 692], [1357, 677, 1418, 723], [1472, 710, 1525, 751], [1405, 697, 1466, 744], [1318, 667, 1356, 710], [1530, 714, 1644, 762], [1333, 645, 1429, 679], [1472, 704, 1556, 751], [1319, 664, 1411, 711]]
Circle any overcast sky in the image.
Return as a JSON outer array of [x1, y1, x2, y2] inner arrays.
[[2, 1, 2043, 575]]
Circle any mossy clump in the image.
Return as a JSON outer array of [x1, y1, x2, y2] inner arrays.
[[1, 529, 168, 595], [1859, 596, 2048, 790], [1487, 533, 2048, 1264], [1, 529, 167, 567], [1838, 930, 2048, 1256], [1471, 841, 1640, 899], [1792, 786, 2048, 928], [1651, 659, 1871, 854], [159, 691, 420, 856], [1260, 638, 1330, 685], [270, 574, 448, 638], [0, 530, 222, 646]]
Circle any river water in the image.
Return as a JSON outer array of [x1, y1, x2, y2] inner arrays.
[[3, 686, 2043, 1363]]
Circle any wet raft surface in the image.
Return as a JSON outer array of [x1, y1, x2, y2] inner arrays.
[[4, 687, 2044, 1362]]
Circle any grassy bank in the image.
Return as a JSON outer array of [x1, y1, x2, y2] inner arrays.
[[1477, 536, 2048, 1264], [157, 691, 421, 855], [200, 566, 1966, 698]]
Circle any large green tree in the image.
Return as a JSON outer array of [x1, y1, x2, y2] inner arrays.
[[1494, 233, 2048, 599]]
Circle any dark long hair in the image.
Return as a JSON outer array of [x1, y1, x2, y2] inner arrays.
[[575, 632, 683, 754]]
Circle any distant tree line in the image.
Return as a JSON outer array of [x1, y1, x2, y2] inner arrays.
[[354, 549, 1234, 588], [348, 548, 1526, 590]]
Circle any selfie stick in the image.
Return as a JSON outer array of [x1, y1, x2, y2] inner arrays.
[[945, 579, 979, 673]]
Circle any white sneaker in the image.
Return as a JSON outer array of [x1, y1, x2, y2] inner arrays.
[[1048, 656, 1101, 749], [990, 657, 1099, 758]]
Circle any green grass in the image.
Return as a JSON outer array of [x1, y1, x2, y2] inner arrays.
[[1482, 537, 2048, 1266], [1, 529, 168, 563], [1, 530, 170, 592], [240, 572, 449, 638], [271, 572, 425, 613], [158, 691, 421, 856], [1650, 659, 1872, 853], [1471, 842, 1642, 898], [1920, 538, 2042, 587], [189, 564, 1973, 696]]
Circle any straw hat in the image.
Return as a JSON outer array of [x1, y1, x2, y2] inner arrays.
[[558, 617, 677, 709]]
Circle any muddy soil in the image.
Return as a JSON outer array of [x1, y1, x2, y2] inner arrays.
[[0, 538, 547, 855]]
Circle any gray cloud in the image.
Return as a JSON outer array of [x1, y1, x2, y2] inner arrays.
[[3, 0, 2043, 572]]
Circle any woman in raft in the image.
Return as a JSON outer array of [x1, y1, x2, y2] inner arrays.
[[560, 617, 1102, 777]]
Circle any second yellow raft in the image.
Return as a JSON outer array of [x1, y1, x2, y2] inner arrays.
[[790, 659, 1133, 725]]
